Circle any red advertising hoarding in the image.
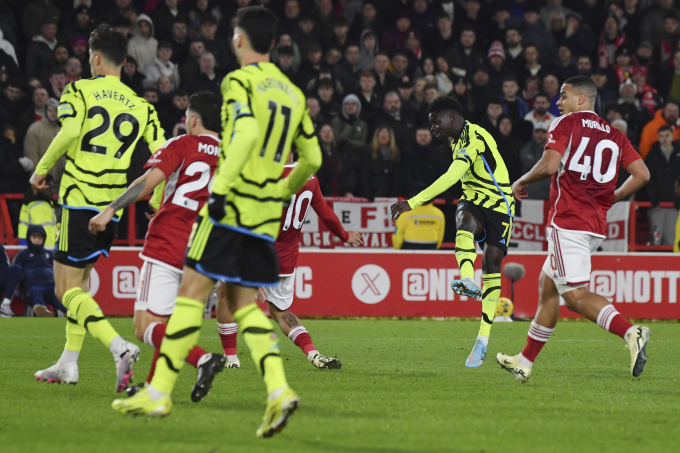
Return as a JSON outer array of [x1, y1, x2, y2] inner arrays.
[[7, 247, 678, 319]]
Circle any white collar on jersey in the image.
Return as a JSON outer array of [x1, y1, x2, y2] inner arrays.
[[199, 133, 221, 142], [284, 163, 298, 168]]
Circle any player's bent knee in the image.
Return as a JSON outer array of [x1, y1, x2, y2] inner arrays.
[[561, 290, 580, 312]]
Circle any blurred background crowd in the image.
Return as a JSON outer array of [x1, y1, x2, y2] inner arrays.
[[0, 0, 679, 244]]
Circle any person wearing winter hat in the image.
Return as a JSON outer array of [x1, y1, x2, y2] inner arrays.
[[488, 40, 508, 95], [127, 14, 158, 70], [330, 94, 368, 162]]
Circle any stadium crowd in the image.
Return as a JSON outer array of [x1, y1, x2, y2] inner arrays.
[[0, 0, 679, 244]]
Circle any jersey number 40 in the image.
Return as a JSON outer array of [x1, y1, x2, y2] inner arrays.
[[567, 138, 619, 183]]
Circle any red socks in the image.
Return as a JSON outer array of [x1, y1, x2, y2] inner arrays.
[[217, 322, 238, 356], [144, 322, 208, 384], [597, 304, 633, 339], [521, 321, 555, 363], [288, 326, 316, 356]]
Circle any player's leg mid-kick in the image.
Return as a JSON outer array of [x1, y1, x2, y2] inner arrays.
[[451, 207, 504, 368]]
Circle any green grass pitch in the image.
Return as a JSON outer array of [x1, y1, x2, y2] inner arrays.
[[1, 318, 678, 453]]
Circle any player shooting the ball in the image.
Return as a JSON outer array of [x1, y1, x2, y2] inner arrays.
[[392, 96, 515, 368]]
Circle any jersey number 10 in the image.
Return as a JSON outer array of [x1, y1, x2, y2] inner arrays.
[[567, 137, 619, 183]]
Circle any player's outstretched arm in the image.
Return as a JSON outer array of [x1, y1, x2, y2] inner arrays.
[[282, 112, 322, 199], [511, 148, 563, 200], [614, 159, 650, 204], [391, 158, 470, 220], [88, 168, 166, 233], [30, 119, 81, 193]]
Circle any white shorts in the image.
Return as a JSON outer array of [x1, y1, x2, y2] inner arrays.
[[134, 260, 182, 316], [542, 227, 603, 296], [264, 271, 295, 311]]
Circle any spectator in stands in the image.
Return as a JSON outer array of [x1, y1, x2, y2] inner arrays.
[[373, 51, 398, 94], [487, 41, 509, 94], [0, 242, 22, 317], [169, 19, 189, 65], [426, 13, 455, 59], [297, 42, 323, 91], [521, 44, 547, 89], [200, 13, 231, 71], [500, 77, 532, 142], [622, 0, 643, 46], [0, 124, 31, 196], [524, 92, 556, 131], [358, 30, 379, 71], [18, 178, 57, 247], [445, 26, 485, 80], [292, 15, 319, 58], [121, 56, 146, 96], [653, 12, 680, 70], [14, 225, 65, 317], [540, 0, 574, 31], [59, 5, 94, 50], [632, 69, 662, 115], [22, 0, 60, 41], [334, 43, 362, 93], [434, 57, 454, 97], [639, 101, 680, 159], [279, 0, 302, 37], [397, 76, 419, 114], [52, 45, 69, 73], [509, 4, 557, 66], [489, 4, 511, 45], [382, 12, 417, 55], [178, 40, 202, 81], [0, 79, 27, 129], [143, 41, 180, 90], [379, 91, 417, 148], [317, 123, 354, 196], [576, 54, 593, 76], [317, 79, 340, 120], [542, 74, 561, 116], [641, 0, 680, 44], [617, 79, 652, 140], [326, 17, 351, 52], [151, 0, 189, 42], [127, 14, 157, 71], [70, 35, 90, 77], [15, 87, 49, 144], [450, 77, 476, 120], [159, 89, 188, 134], [410, 0, 437, 33], [496, 115, 524, 184], [274, 46, 297, 81], [330, 94, 368, 156], [598, 14, 625, 69], [390, 51, 412, 81], [355, 70, 381, 127], [580, 0, 608, 38], [185, 52, 221, 95], [100, 0, 132, 27], [478, 99, 505, 135], [46, 68, 67, 100], [552, 45, 578, 83], [504, 28, 526, 78], [143, 87, 159, 106], [392, 183, 445, 250], [65, 57, 83, 83], [401, 127, 448, 195], [470, 67, 495, 118], [24, 98, 62, 184], [363, 125, 401, 199], [271, 34, 301, 74], [316, 0, 336, 45], [157, 76, 174, 104], [645, 126, 680, 246], [660, 49, 680, 102], [564, 12, 596, 58], [633, 41, 654, 78], [323, 47, 343, 71], [307, 97, 326, 130], [25, 18, 58, 80], [591, 67, 617, 116], [350, 0, 381, 40], [612, 46, 635, 88], [520, 125, 552, 200]]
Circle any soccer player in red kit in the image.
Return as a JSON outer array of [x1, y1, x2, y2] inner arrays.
[[89, 92, 226, 400], [497, 76, 652, 382], [216, 153, 362, 369]]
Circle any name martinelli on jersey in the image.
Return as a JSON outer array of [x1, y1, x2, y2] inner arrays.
[[92, 89, 136, 110], [256, 77, 300, 104]]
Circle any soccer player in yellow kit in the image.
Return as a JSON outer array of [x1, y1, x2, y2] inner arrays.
[[392, 97, 515, 369], [30, 25, 166, 391], [112, 6, 322, 438]]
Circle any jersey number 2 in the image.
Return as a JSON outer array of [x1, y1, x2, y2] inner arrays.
[[260, 101, 291, 163], [81, 106, 140, 159], [172, 162, 211, 211], [567, 137, 619, 183]]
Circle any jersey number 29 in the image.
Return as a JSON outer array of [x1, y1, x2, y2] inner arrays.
[[567, 138, 619, 183], [81, 106, 140, 158]]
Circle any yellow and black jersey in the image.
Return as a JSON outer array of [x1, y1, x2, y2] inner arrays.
[[392, 202, 445, 250], [208, 62, 321, 240], [408, 121, 515, 217], [35, 75, 166, 218]]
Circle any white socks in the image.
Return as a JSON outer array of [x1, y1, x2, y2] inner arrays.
[[226, 355, 238, 362], [527, 321, 555, 343], [2, 298, 10, 305], [58, 349, 80, 365], [143, 322, 161, 347], [476, 335, 489, 347], [108, 336, 125, 355], [518, 354, 534, 368], [147, 385, 168, 401]]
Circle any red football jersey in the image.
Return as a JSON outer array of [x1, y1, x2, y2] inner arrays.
[[545, 111, 641, 237], [276, 165, 349, 275], [140, 134, 220, 270]]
